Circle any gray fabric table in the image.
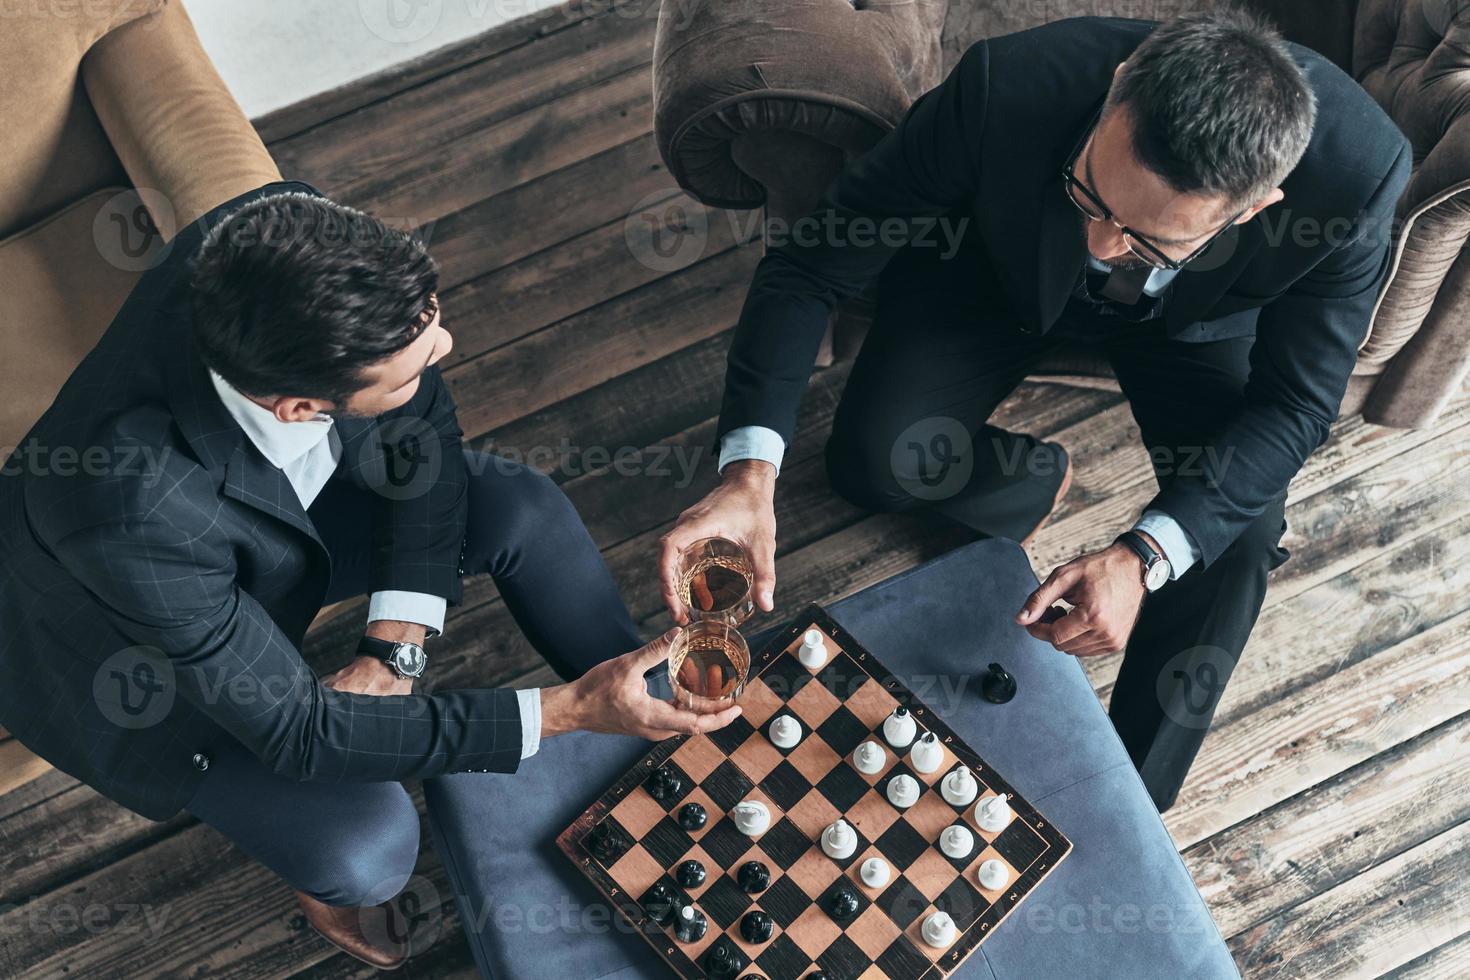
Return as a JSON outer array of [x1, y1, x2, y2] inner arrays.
[[424, 540, 1239, 979]]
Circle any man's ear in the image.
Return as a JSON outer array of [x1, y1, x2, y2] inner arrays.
[[270, 397, 333, 423], [1235, 187, 1285, 224]]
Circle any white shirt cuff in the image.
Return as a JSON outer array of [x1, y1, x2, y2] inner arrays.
[[1133, 510, 1202, 580], [516, 689, 542, 760], [718, 425, 786, 476], [367, 591, 447, 636]]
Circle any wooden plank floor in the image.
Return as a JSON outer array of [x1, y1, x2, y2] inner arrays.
[[3, 6, 1468, 978]]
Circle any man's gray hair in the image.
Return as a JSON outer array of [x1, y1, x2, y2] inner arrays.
[[1103, 7, 1317, 208]]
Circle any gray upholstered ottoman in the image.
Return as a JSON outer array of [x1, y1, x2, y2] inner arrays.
[[424, 539, 1239, 979]]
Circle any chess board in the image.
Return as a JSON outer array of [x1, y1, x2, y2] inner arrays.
[[557, 605, 1071, 979]]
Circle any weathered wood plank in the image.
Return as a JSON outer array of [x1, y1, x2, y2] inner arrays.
[[1384, 930, 1470, 980], [0, 740, 52, 802]]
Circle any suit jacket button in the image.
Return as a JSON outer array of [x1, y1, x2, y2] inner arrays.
[[192, 753, 211, 771]]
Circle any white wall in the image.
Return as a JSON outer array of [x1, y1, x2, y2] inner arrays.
[[184, 0, 565, 119]]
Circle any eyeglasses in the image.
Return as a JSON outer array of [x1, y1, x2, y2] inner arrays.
[[1061, 109, 1244, 272]]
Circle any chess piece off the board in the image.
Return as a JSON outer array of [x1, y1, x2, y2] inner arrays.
[[910, 730, 942, 774], [821, 819, 857, 859], [982, 662, 1017, 704], [798, 628, 828, 669], [977, 794, 1013, 832], [737, 860, 770, 893], [768, 714, 802, 749], [733, 800, 770, 835], [852, 739, 884, 774], [882, 705, 917, 747], [922, 910, 958, 948], [942, 765, 979, 806], [979, 858, 1009, 889], [886, 773, 920, 809], [860, 857, 890, 888]]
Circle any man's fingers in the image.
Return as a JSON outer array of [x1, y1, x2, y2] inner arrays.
[[1016, 565, 1082, 625], [688, 705, 743, 733], [658, 532, 694, 623], [751, 535, 777, 612], [1047, 608, 1093, 648], [629, 629, 681, 673]]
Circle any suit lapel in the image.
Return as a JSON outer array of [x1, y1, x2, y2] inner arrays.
[[1034, 173, 1087, 333], [1163, 222, 1265, 332]]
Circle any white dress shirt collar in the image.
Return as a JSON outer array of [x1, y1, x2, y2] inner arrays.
[[208, 370, 335, 470]]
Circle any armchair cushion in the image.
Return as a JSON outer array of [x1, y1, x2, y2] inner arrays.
[[1356, 0, 1470, 425]]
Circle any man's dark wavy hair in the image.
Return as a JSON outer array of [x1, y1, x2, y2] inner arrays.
[[189, 192, 439, 407]]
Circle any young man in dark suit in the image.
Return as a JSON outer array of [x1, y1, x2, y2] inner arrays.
[[660, 11, 1411, 811], [0, 185, 738, 968]]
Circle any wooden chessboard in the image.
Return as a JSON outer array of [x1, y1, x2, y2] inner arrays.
[[557, 605, 1071, 979]]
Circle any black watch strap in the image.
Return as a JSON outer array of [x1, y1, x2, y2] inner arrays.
[[356, 636, 427, 678], [357, 636, 399, 662], [1115, 530, 1160, 567]]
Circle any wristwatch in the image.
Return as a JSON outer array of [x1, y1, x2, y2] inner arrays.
[[1115, 531, 1172, 592], [358, 635, 428, 679]]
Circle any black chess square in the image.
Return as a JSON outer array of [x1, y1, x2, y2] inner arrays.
[[756, 933, 812, 978], [936, 876, 988, 930], [641, 817, 694, 868], [699, 875, 753, 930], [815, 933, 872, 980], [759, 651, 814, 700], [814, 704, 870, 757], [701, 760, 755, 812], [814, 652, 866, 701], [876, 935, 931, 977], [875, 819, 931, 871], [816, 763, 870, 814], [759, 875, 810, 930], [760, 760, 813, 812], [706, 714, 756, 756], [644, 760, 693, 810], [700, 817, 755, 868], [993, 817, 1047, 872], [701, 935, 749, 976], [759, 817, 812, 870], [875, 876, 929, 929]]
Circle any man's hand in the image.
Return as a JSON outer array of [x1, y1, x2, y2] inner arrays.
[[541, 630, 743, 741], [321, 620, 426, 697], [659, 460, 777, 624], [1015, 537, 1156, 656]]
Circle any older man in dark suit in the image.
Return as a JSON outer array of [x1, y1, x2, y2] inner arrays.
[[660, 11, 1411, 812]]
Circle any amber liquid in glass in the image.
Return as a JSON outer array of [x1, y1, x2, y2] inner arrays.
[[670, 629, 749, 706], [678, 554, 753, 621]]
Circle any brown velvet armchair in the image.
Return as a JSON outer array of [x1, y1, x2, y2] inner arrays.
[[653, 0, 1470, 429], [0, 0, 281, 796]]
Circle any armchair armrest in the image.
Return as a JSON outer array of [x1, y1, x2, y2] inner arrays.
[[79, 0, 280, 239]]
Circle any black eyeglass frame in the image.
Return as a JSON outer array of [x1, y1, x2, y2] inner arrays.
[[1061, 108, 1246, 272]]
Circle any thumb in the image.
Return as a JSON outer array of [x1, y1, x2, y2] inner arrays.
[[630, 628, 682, 671], [1017, 564, 1080, 624]]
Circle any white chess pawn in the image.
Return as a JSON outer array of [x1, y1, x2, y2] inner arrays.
[[798, 628, 829, 669], [978, 858, 1009, 890], [733, 800, 771, 836], [882, 706, 917, 748], [921, 910, 957, 948], [886, 773, 920, 809], [976, 794, 1012, 833], [940, 825, 974, 859], [821, 819, 857, 860], [853, 740, 885, 775], [859, 857, 891, 889], [909, 731, 942, 774], [941, 765, 979, 806], [768, 714, 802, 749]]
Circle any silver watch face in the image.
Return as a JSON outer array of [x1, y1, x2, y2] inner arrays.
[[390, 643, 427, 678], [1144, 559, 1171, 592]]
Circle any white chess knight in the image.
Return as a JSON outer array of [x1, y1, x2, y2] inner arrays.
[[821, 818, 857, 859], [940, 825, 974, 859], [909, 731, 942, 774], [882, 706, 917, 747], [978, 858, 1009, 890], [886, 773, 920, 809], [798, 628, 828, 669], [860, 857, 891, 888], [941, 765, 979, 806], [768, 714, 802, 749], [733, 800, 771, 836], [976, 794, 1012, 833], [921, 910, 957, 948], [853, 740, 885, 775]]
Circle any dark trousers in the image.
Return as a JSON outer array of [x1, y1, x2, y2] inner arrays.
[[185, 453, 641, 906], [826, 244, 1289, 812]]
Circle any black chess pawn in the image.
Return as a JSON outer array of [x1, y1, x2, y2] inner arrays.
[[674, 904, 707, 942], [737, 860, 770, 893], [678, 802, 708, 831], [676, 859, 707, 888], [982, 662, 1017, 704], [702, 938, 744, 979], [739, 910, 773, 944], [824, 884, 861, 922], [646, 765, 683, 802], [643, 881, 676, 925]]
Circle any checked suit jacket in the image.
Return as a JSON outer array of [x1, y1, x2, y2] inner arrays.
[[0, 181, 522, 821]]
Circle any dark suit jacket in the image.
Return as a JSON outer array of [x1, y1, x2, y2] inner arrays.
[[718, 17, 1413, 566], [0, 182, 522, 821]]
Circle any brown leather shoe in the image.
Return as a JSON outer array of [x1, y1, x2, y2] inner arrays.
[[296, 889, 409, 971], [1022, 444, 1073, 548]]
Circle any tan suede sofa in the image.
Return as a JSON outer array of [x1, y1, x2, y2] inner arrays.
[[0, 0, 280, 797], [654, 0, 1470, 429]]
